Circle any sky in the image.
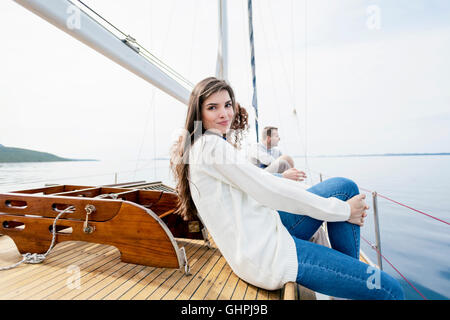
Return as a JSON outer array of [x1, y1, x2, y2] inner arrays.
[[1, 0, 449, 161]]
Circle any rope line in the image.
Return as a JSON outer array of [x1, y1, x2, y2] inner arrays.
[[0, 206, 75, 271], [361, 235, 428, 300], [247, 0, 260, 142], [72, 0, 193, 89], [377, 193, 449, 225], [315, 171, 449, 226], [272, 0, 311, 185], [307, 168, 443, 300]]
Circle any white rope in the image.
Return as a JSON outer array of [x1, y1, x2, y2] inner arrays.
[[0, 205, 75, 271], [94, 193, 118, 199]]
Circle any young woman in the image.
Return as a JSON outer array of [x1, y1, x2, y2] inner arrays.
[[170, 77, 404, 300]]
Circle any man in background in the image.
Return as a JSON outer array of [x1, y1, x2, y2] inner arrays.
[[249, 126, 307, 181]]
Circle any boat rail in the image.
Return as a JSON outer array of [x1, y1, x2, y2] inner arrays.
[[316, 169, 449, 300]]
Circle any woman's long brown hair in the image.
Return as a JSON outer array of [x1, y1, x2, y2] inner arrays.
[[170, 77, 249, 220]]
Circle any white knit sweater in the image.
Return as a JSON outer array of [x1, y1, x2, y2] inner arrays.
[[188, 133, 351, 290]]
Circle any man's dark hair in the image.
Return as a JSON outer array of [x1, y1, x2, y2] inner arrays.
[[262, 126, 278, 139]]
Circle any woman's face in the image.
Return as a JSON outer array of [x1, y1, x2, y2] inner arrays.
[[201, 89, 234, 135]]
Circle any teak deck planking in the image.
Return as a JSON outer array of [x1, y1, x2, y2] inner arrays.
[[0, 182, 372, 300], [0, 236, 284, 300]]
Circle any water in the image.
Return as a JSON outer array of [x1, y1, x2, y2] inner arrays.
[[300, 155, 450, 300], [0, 155, 449, 300]]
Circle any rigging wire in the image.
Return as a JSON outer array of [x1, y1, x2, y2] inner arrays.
[[264, 0, 311, 184], [254, 2, 283, 133], [7, 0, 444, 300], [241, 0, 253, 127], [76, 0, 127, 38], [133, 0, 156, 181], [72, 0, 194, 89], [247, 0, 260, 142], [317, 171, 450, 225], [133, 0, 181, 180], [307, 171, 447, 300], [133, 88, 157, 181], [376, 193, 449, 225], [266, 0, 295, 103], [303, 0, 311, 185], [290, 0, 299, 162], [187, 0, 200, 81]]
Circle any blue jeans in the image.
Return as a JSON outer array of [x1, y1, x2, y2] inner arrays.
[[278, 177, 404, 300]]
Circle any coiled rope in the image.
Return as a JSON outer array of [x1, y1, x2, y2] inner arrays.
[[0, 205, 75, 271]]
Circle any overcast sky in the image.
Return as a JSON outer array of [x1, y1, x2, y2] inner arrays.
[[1, 0, 449, 161]]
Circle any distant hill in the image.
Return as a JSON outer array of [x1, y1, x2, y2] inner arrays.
[[0, 144, 97, 163]]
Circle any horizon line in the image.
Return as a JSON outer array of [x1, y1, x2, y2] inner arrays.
[[292, 152, 450, 158], [148, 152, 450, 161]]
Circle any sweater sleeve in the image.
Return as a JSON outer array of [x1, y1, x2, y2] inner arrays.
[[208, 136, 351, 222]]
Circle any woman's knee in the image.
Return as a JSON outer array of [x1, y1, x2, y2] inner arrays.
[[381, 272, 405, 300], [331, 177, 360, 197], [390, 281, 405, 300]]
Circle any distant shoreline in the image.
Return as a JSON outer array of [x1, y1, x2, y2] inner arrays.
[[299, 153, 450, 158], [0, 159, 98, 164], [0, 144, 98, 163]]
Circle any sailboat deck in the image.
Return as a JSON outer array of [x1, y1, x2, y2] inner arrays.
[[0, 232, 373, 301], [0, 181, 373, 300], [0, 235, 295, 300]]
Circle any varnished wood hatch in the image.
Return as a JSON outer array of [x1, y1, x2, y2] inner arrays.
[[0, 183, 206, 272]]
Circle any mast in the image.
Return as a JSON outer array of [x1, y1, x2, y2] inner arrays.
[[247, 0, 260, 142], [13, 0, 191, 105], [216, 0, 229, 81]]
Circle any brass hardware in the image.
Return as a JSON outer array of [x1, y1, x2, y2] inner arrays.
[[83, 204, 96, 234]]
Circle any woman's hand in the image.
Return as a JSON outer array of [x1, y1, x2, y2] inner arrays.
[[346, 194, 369, 226], [282, 168, 307, 181]]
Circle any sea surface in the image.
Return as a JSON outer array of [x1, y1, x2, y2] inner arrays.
[[0, 155, 449, 300]]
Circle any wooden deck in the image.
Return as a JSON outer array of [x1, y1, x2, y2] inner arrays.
[[0, 181, 321, 300], [0, 234, 373, 300], [0, 178, 373, 301], [0, 235, 297, 300]]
